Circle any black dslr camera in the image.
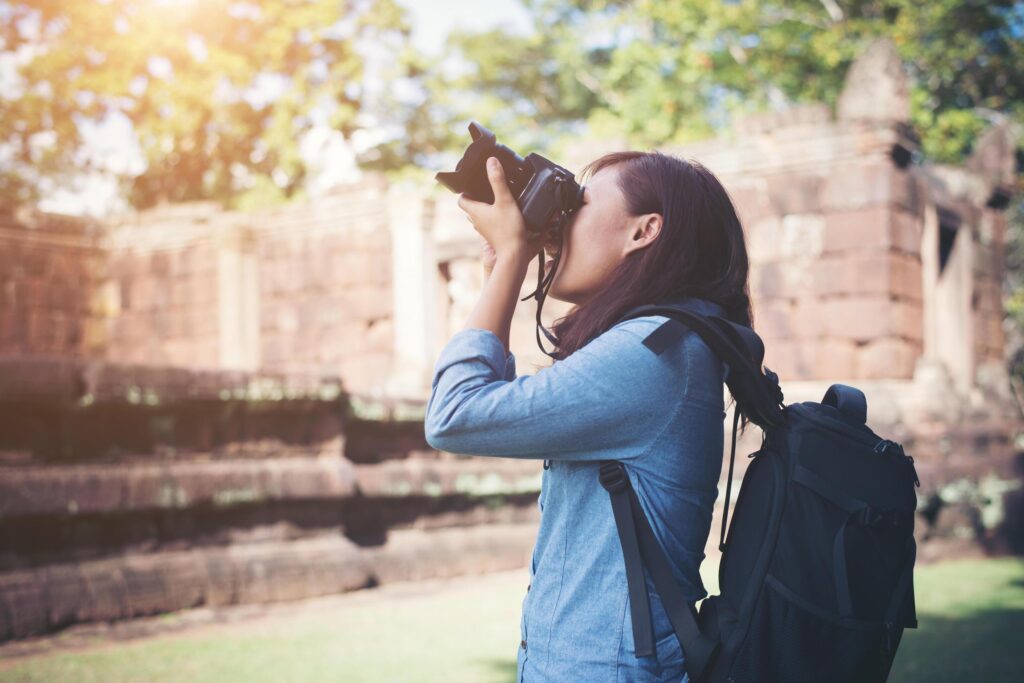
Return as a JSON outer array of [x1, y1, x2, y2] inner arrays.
[[435, 122, 584, 359], [435, 121, 585, 240]]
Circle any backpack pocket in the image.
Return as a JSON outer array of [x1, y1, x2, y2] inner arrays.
[[730, 572, 889, 683]]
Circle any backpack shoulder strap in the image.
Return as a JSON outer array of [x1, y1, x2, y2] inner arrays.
[[599, 461, 720, 682], [616, 303, 785, 429]]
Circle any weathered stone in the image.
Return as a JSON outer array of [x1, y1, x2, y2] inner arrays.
[[810, 339, 859, 379], [355, 459, 542, 498], [857, 338, 920, 379], [0, 458, 360, 518], [813, 252, 922, 301], [0, 536, 377, 640], [0, 571, 47, 640], [822, 207, 922, 255], [822, 162, 896, 211], [820, 296, 923, 343], [837, 38, 911, 122]]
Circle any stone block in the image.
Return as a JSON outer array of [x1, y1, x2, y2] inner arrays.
[[779, 214, 825, 258], [811, 338, 859, 379], [822, 162, 894, 211], [890, 167, 923, 214], [823, 207, 888, 253], [857, 337, 920, 379], [892, 253, 923, 301], [343, 285, 393, 321], [40, 564, 88, 629], [763, 340, 812, 381], [750, 262, 787, 300], [366, 318, 393, 349], [78, 557, 131, 622], [890, 210, 922, 253], [766, 172, 825, 215], [821, 296, 893, 342], [339, 350, 393, 395], [0, 572, 46, 640], [791, 297, 826, 340], [813, 252, 922, 301], [746, 216, 782, 262], [729, 180, 774, 226], [25, 280, 48, 311], [752, 300, 793, 340], [820, 296, 923, 344]]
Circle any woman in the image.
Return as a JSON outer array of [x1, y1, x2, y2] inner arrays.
[[425, 150, 753, 682]]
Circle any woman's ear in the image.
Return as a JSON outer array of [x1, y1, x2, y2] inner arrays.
[[623, 213, 662, 257]]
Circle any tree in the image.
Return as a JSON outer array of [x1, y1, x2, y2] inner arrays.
[[397, 0, 1023, 166], [0, 0, 413, 209]]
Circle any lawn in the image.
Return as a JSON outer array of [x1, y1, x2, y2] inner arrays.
[[0, 557, 1021, 682]]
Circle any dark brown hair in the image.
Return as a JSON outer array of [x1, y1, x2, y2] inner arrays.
[[548, 150, 753, 361]]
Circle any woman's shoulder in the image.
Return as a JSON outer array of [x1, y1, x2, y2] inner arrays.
[[605, 314, 671, 340], [601, 303, 728, 383], [604, 298, 728, 346]]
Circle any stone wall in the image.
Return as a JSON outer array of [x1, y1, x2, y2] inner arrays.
[[0, 358, 541, 641], [0, 209, 110, 358], [254, 178, 393, 391], [99, 176, 395, 396], [106, 205, 222, 368], [0, 38, 1020, 643]]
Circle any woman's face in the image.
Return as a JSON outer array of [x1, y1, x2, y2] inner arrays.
[[543, 164, 661, 305]]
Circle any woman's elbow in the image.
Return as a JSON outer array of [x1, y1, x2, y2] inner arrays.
[[424, 419, 447, 451], [424, 410, 461, 453]]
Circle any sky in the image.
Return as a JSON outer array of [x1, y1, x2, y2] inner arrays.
[[34, 0, 534, 217]]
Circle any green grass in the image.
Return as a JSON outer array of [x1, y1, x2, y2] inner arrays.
[[1, 558, 1022, 683], [889, 557, 1024, 682]]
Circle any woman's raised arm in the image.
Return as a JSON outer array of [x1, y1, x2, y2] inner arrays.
[[424, 316, 685, 461]]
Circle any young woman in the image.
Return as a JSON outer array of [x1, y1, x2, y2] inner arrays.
[[425, 150, 753, 682]]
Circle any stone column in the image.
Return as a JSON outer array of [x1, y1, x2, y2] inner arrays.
[[216, 223, 260, 370], [384, 182, 439, 399], [922, 201, 975, 396]]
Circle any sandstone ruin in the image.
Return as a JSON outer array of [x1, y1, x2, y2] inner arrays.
[[0, 40, 1019, 642]]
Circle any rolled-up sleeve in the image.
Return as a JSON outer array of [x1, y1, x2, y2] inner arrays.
[[424, 319, 683, 461]]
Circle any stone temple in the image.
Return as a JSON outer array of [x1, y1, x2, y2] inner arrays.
[[0, 39, 1019, 641]]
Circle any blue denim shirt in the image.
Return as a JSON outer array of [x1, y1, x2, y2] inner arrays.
[[425, 297, 728, 683]]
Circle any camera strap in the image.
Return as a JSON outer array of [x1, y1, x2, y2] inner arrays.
[[520, 248, 562, 359]]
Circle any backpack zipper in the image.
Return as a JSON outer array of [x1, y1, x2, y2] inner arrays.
[[874, 439, 921, 488], [789, 406, 921, 493]]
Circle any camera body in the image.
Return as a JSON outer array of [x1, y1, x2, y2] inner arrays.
[[435, 122, 584, 239]]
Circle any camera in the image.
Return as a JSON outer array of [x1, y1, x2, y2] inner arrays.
[[435, 122, 584, 359], [435, 122, 585, 240]]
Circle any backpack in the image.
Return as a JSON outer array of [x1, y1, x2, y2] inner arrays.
[[599, 302, 920, 683]]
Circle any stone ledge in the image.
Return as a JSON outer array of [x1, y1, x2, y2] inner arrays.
[[0, 355, 346, 405], [355, 458, 543, 498], [0, 522, 536, 642], [0, 457, 543, 518]]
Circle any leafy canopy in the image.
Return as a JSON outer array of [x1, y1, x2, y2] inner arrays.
[[401, 0, 1023, 167], [0, 0, 412, 209]]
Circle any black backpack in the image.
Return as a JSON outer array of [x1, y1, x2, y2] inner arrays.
[[599, 302, 920, 683]]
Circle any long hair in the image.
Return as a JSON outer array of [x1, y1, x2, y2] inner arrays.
[[548, 150, 753, 361], [548, 152, 757, 436]]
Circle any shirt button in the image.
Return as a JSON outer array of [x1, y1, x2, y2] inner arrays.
[[521, 639, 527, 650], [527, 583, 531, 591]]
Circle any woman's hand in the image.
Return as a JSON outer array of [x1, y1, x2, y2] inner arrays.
[[458, 157, 544, 266]]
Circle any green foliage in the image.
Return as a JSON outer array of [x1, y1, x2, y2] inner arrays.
[[398, 0, 1023, 167], [0, 0, 413, 209]]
